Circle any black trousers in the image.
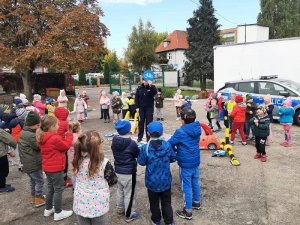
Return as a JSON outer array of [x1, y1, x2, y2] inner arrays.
[[64, 153, 68, 180], [148, 188, 173, 224], [255, 136, 267, 155], [122, 109, 129, 119], [138, 108, 154, 140], [0, 155, 9, 188], [103, 109, 110, 120], [206, 112, 212, 124]]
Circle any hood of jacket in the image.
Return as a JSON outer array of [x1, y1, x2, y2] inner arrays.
[[111, 136, 132, 151], [181, 121, 201, 138], [54, 107, 69, 121], [148, 139, 170, 158]]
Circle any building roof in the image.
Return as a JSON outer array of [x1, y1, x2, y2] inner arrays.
[[155, 30, 188, 53]]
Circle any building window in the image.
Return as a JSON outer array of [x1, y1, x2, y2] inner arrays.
[[163, 41, 170, 48], [168, 53, 172, 60]]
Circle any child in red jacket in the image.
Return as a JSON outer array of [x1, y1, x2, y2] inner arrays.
[[230, 96, 247, 145], [37, 115, 73, 221]]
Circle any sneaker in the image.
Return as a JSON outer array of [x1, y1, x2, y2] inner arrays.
[[242, 142, 247, 146], [0, 185, 15, 193], [34, 196, 46, 208], [44, 208, 55, 217], [261, 155, 267, 162], [280, 141, 288, 146], [125, 211, 140, 223], [254, 153, 261, 159], [176, 118, 180, 121], [151, 221, 161, 225], [176, 208, 192, 220], [157, 118, 160, 121], [137, 138, 142, 143], [230, 140, 234, 145], [192, 202, 201, 210], [30, 195, 35, 204], [54, 210, 73, 221], [283, 143, 292, 147], [166, 223, 175, 225], [161, 118, 164, 121]]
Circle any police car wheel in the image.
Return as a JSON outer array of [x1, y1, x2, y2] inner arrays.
[[294, 109, 300, 126]]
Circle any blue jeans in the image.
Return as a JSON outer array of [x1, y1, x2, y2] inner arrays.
[[179, 167, 201, 211], [245, 119, 254, 137], [28, 170, 44, 196]]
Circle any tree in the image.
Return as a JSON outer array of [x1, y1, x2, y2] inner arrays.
[[102, 50, 120, 84], [125, 19, 167, 73], [184, 0, 220, 90], [0, 0, 108, 98], [257, 0, 300, 39], [79, 70, 87, 85]]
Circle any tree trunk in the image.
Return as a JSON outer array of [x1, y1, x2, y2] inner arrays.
[[21, 71, 33, 100], [200, 74, 207, 91]]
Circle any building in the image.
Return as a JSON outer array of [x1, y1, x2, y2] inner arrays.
[[155, 30, 188, 70]]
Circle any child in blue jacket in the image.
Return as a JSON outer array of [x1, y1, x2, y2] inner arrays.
[[276, 98, 295, 147], [138, 121, 176, 225], [168, 108, 201, 220]]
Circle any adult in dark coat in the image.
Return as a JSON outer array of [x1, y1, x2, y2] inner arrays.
[[135, 78, 157, 142]]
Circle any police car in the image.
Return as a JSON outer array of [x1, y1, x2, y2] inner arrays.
[[218, 75, 300, 126]]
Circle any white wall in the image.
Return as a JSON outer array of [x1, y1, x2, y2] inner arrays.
[[164, 71, 178, 87], [237, 25, 269, 43], [167, 50, 186, 70], [214, 38, 300, 91]]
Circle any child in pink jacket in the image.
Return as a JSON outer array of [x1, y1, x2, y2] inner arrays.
[[32, 94, 46, 116], [99, 91, 111, 123]]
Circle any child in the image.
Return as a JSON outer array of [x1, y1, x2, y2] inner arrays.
[[154, 88, 164, 121], [74, 94, 87, 123], [138, 122, 176, 225], [204, 91, 214, 127], [111, 120, 140, 222], [206, 99, 219, 132], [173, 89, 183, 121], [32, 94, 46, 116], [18, 112, 45, 207], [245, 94, 257, 140], [54, 107, 72, 187], [68, 121, 81, 186], [168, 108, 201, 220], [111, 91, 123, 122], [128, 92, 136, 119], [99, 90, 104, 119], [225, 92, 236, 132], [121, 92, 130, 119], [0, 128, 17, 193], [230, 96, 247, 145], [81, 90, 89, 120], [182, 96, 192, 111], [264, 95, 274, 144], [57, 89, 68, 108], [276, 98, 295, 147], [99, 91, 111, 123], [73, 130, 117, 225], [37, 115, 73, 221], [46, 97, 56, 117], [250, 105, 270, 162]]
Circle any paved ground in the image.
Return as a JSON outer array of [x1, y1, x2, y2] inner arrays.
[[1, 87, 300, 225]]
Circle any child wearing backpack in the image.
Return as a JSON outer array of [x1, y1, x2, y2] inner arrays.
[[138, 121, 176, 225], [73, 130, 117, 225], [111, 120, 140, 222]]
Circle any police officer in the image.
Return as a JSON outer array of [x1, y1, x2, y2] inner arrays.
[[135, 72, 157, 142]]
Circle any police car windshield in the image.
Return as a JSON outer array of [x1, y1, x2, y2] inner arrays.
[[279, 80, 300, 93]]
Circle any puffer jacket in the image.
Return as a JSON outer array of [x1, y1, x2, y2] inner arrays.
[[111, 136, 139, 174], [0, 128, 17, 158], [168, 121, 201, 168], [54, 107, 69, 136], [18, 127, 42, 174], [249, 114, 270, 138], [230, 103, 246, 123], [276, 107, 295, 124], [32, 100, 46, 116], [138, 139, 176, 192], [0, 108, 16, 129], [8, 118, 24, 141], [38, 131, 73, 173]]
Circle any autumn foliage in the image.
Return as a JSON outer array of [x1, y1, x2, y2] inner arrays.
[[0, 0, 108, 97]]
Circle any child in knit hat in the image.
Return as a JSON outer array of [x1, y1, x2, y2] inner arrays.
[[245, 94, 257, 140], [138, 121, 176, 225], [18, 112, 45, 206], [32, 94, 46, 116], [111, 120, 140, 222], [276, 98, 295, 147]]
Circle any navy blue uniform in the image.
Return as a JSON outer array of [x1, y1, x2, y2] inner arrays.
[[135, 84, 157, 140]]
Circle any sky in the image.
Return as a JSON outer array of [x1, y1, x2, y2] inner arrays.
[[99, 0, 260, 57]]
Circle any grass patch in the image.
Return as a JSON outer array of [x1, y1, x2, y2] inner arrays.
[[159, 87, 199, 98]]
